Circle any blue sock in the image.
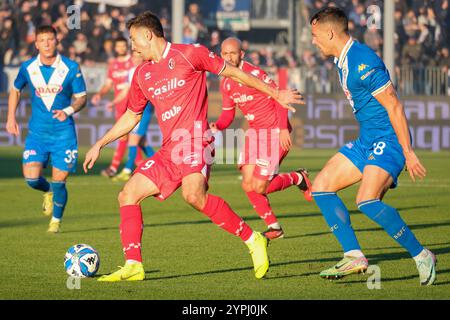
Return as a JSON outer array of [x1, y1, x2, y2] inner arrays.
[[125, 146, 138, 171], [312, 192, 361, 252], [141, 145, 154, 157], [51, 181, 68, 220], [26, 176, 50, 192], [358, 199, 423, 257]]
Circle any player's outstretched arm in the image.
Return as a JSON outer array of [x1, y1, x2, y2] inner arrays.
[[220, 64, 304, 112], [83, 109, 142, 173], [374, 84, 426, 181], [91, 79, 113, 106], [53, 94, 87, 121], [6, 88, 21, 136]]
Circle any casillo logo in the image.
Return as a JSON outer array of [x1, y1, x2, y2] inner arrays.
[[148, 78, 186, 96], [112, 70, 129, 78], [162, 105, 182, 121], [35, 84, 62, 98], [233, 94, 254, 104]]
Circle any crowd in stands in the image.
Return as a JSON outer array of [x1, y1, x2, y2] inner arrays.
[[0, 0, 449, 94]]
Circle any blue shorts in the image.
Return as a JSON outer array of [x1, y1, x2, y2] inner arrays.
[[131, 103, 153, 136], [339, 137, 405, 188], [23, 133, 78, 173]]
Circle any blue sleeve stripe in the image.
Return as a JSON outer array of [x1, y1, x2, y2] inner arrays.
[[371, 80, 392, 96]]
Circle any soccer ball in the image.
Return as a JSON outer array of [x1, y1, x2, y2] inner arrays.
[[64, 244, 100, 278]]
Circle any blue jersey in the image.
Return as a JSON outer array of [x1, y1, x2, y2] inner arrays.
[[13, 54, 86, 138], [335, 38, 394, 147]]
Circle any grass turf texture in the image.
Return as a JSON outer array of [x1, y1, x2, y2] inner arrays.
[[0, 146, 449, 300]]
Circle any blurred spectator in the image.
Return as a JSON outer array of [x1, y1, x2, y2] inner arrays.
[[401, 36, 422, 67], [209, 30, 221, 56]]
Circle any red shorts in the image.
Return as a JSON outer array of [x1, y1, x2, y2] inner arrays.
[[135, 139, 214, 201], [238, 129, 289, 181]]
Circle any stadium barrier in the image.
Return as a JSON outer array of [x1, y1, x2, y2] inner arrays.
[[1, 93, 449, 152]]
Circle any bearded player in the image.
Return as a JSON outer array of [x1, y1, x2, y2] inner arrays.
[[210, 37, 312, 240]]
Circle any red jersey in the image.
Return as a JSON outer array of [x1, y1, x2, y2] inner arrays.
[[107, 55, 133, 111], [128, 43, 226, 146], [220, 61, 290, 130]]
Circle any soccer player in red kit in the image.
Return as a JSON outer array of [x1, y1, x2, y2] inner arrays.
[[83, 11, 303, 282], [91, 37, 141, 178], [210, 38, 312, 240]]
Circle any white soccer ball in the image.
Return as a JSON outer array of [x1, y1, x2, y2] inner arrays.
[[64, 244, 100, 278]]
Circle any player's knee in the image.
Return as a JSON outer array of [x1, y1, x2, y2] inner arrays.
[[241, 180, 252, 193], [311, 175, 329, 192], [183, 193, 205, 210], [118, 188, 138, 206], [253, 182, 267, 194]]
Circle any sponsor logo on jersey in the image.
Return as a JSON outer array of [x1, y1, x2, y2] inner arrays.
[[168, 58, 175, 69], [23, 149, 37, 160], [361, 69, 375, 81], [262, 74, 271, 84], [112, 70, 129, 79], [149, 78, 187, 96], [35, 84, 62, 98], [346, 142, 354, 149], [256, 158, 270, 168], [233, 94, 254, 104], [209, 51, 215, 58], [358, 64, 369, 73], [250, 69, 260, 77], [145, 72, 151, 80], [244, 113, 255, 121], [161, 105, 182, 121]]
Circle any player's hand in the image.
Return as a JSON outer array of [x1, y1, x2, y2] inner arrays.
[[91, 94, 101, 106], [105, 101, 114, 112], [279, 129, 292, 151], [209, 122, 218, 134], [83, 144, 101, 173], [276, 88, 305, 113], [405, 151, 426, 182], [6, 118, 20, 136], [52, 110, 68, 122]]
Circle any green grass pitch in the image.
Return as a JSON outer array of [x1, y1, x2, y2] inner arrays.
[[0, 146, 449, 300]]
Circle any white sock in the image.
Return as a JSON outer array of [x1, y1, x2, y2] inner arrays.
[[268, 222, 281, 230], [126, 259, 141, 265], [51, 217, 61, 223], [413, 249, 428, 262], [123, 168, 132, 174], [344, 250, 365, 258], [244, 232, 256, 244]]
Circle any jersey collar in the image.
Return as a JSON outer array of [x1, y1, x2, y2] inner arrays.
[[335, 37, 354, 69], [162, 42, 171, 59], [37, 53, 61, 68]]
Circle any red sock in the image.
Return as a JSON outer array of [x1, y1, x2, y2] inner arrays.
[[266, 172, 299, 194], [120, 205, 143, 262], [135, 148, 143, 167], [246, 191, 278, 226], [201, 194, 253, 241], [110, 139, 128, 171]]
